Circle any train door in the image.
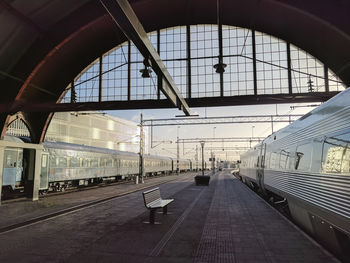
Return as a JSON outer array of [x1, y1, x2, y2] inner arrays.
[[2, 148, 23, 190], [257, 143, 266, 193], [40, 153, 49, 190]]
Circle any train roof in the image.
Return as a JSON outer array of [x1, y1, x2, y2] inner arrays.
[[44, 141, 178, 161], [43, 141, 139, 157], [3, 135, 25, 143], [143, 154, 172, 161], [264, 88, 350, 144]]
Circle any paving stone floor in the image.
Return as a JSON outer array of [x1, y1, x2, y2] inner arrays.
[[0, 171, 337, 263]]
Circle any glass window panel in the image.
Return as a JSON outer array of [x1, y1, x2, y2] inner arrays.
[[322, 133, 350, 174], [295, 143, 312, 171]]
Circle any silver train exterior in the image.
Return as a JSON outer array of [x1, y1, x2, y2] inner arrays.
[[2, 139, 192, 193], [239, 88, 350, 261]]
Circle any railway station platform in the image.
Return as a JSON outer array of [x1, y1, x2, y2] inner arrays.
[[0, 171, 338, 263]]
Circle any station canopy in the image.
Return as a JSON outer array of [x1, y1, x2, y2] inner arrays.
[[0, 0, 349, 143]]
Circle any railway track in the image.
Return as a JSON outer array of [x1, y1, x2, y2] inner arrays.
[[2, 173, 177, 203]]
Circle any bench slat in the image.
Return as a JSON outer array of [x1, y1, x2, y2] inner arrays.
[[143, 187, 173, 209], [148, 199, 174, 209], [143, 187, 161, 207], [142, 187, 174, 224]]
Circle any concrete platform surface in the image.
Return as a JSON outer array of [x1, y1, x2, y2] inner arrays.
[[0, 171, 337, 263]]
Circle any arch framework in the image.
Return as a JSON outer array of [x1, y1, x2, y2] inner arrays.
[[0, 0, 349, 142]]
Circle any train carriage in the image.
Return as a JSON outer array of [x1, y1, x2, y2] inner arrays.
[[239, 88, 350, 261], [178, 159, 192, 172], [1, 138, 193, 195], [144, 155, 172, 175]]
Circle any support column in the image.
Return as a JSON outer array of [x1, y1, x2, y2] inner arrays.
[[200, 141, 205, 176], [176, 136, 179, 175], [0, 146, 5, 205], [32, 148, 42, 201], [195, 145, 198, 171], [211, 151, 215, 175]]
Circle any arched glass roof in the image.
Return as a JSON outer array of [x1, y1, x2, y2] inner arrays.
[[62, 24, 346, 104]]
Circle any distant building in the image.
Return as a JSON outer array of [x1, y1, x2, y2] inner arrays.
[[6, 112, 148, 154]]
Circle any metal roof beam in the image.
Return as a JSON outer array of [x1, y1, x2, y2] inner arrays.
[[100, 0, 191, 115]]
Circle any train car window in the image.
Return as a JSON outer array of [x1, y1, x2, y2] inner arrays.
[[69, 157, 80, 168], [4, 150, 17, 168], [57, 157, 67, 168], [322, 133, 350, 174], [17, 151, 23, 168], [91, 158, 99, 168], [270, 152, 278, 169], [265, 152, 271, 168], [82, 158, 89, 168], [310, 138, 323, 173], [50, 156, 56, 167], [279, 150, 290, 169], [106, 159, 113, 167], [295, 143, 312, 171]]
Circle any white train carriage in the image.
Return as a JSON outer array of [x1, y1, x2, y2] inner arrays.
[[178, 158, 192, 172], [239, 88, 350, 261], [1, 136, 24, 192], [42, 142, 140, 191], [1, 139, 189, 194], [144, 155, 172, 175]]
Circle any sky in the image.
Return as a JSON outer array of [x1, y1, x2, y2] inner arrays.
[[107, 101, 319, 162]]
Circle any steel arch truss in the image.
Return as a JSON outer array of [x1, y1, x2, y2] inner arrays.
[[56, 25, 346, 112]]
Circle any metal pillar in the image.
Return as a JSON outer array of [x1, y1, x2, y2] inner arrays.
[[200, 141, 205, 176], [195, 145, 198, 171], [176, 136, 179, 175], [0, 146, 4, 205], [32, 148, 42, 201], [139, 113, 145, 184], [211, 151, 215, 175]]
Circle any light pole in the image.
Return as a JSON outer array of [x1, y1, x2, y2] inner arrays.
[[212, 127, 216, 173], [139, 114, 145, 184], [177, 126, 180, 175], [200, 141, 205, 176]]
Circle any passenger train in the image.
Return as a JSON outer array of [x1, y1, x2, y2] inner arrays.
[[239, 88, 350, 261], [2, 137, 193, 194]]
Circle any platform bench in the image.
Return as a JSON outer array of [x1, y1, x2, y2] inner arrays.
[[142, 187, 174, 224]]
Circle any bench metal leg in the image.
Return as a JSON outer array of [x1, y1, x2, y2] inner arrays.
[[163, 206, 168, 215], [150, 209, 156, 224]]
